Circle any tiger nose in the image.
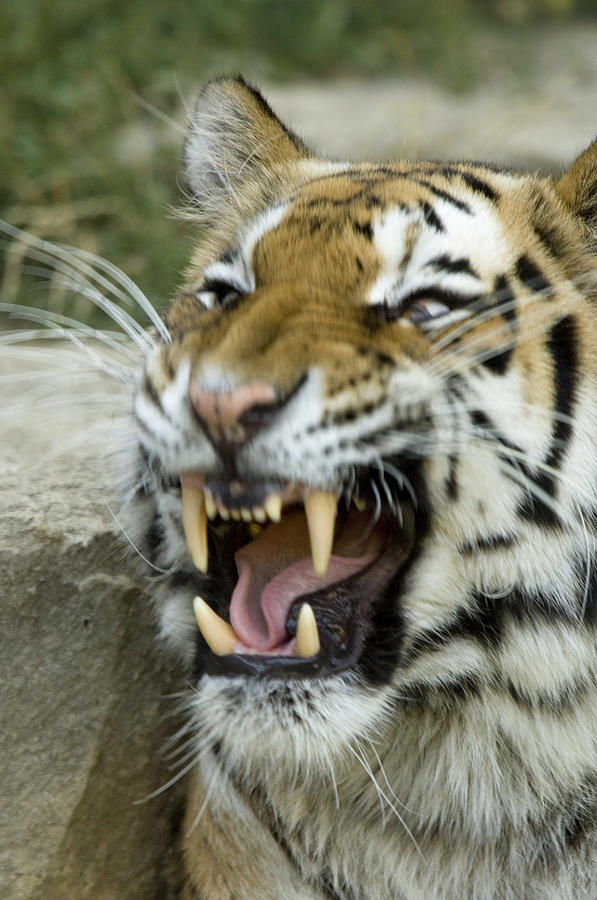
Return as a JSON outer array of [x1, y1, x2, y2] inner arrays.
[[188, 378, 279, 447]]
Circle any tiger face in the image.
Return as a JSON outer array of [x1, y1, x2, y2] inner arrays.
[[130, 78, 597, 896]]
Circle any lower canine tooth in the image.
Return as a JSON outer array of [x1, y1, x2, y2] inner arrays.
[[304, 489, 338, 576], [295, 603, 321, 658], [181, 480, 209, 573], [193, 596, 238, 655]]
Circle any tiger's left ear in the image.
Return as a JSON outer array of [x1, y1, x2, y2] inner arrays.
[[183, 76, 311, 225], [555, 138, 597, 233]]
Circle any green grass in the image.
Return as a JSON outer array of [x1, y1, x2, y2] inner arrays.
[[1, 0, 594, 328]]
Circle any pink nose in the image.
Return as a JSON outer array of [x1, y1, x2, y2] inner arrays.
[[188, 378, 278, 446]]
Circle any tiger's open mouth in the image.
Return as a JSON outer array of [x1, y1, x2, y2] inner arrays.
[[181, 473, 415, 678]]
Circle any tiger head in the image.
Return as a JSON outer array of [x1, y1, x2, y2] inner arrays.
[[132, 77, 597, 788]]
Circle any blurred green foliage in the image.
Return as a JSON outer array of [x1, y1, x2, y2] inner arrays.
[[1, 0, 594, 326]]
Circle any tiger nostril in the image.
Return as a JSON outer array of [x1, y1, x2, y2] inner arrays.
[[188, 378, 279, 447]]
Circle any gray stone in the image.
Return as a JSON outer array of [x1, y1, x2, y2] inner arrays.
[[0, 352, 185, 899]]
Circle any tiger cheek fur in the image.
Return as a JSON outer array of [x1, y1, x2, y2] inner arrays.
[[131, 77, 597, 899]]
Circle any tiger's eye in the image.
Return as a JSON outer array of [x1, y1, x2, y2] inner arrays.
[[407, 298, 450, 323]]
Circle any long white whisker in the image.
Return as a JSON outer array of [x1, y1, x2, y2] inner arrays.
[[0, 218, 170, 342], [105, 502, 178, 575], [0, 302, 144, 366], [13, 251, 155, 351]]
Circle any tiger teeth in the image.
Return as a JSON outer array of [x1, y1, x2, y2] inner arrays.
[[253, 506, 267, 523], [181, 481, 209, 573], [205, 494, 218, 521], [181, 480, 338, 580], [264, 493, 282, 522], [304, 489, 338, 576], [193, 495, 280, 524], [295, 602, 321, 658], [193, 596, 238, 655]]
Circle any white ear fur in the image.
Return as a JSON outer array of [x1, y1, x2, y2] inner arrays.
[[183, 76, 309, 222]]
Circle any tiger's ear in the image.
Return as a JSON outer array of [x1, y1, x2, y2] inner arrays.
[[555, 138, 597, 233], [184, 76, 310, 223]]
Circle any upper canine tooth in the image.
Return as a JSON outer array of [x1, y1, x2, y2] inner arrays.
[[295, 602, 321, 658], [304, 489, 337, 576], [264, 494, 282, 523], [181, 480, 208, 573], [193, 596, 238, 655]]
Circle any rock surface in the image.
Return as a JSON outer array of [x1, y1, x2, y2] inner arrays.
[[0, 353, 184, 899]]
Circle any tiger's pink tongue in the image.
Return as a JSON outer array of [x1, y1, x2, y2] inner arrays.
[[229, 508, 386, 652]]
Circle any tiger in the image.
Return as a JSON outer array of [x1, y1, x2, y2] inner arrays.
[[124, 76, 597, 898]]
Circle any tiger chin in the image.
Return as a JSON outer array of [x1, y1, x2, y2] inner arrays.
[[128, 76, 597, 898]]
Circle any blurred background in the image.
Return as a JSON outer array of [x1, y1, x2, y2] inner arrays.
[[2, 0, 597, 327]]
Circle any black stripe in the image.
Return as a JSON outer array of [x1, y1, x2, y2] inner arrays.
[[218, 248, 238, 264], [404, 588, 584, 668], [420, 201, 445, 232], [459, 171, 499, 202], [404, 592, 503, 665], [239, 76, 310, 153], [353, 221, 373, 240], [426, 253, 477, 278], [437, 166, 500, 201], [517, 315, 577, 524], [515, 254, 552, 297], [458, 533, 516, 555], [491, 274, 518, 329], [418, 180, 472, 214], [481, 346, 513, 375], [143, 372, 163, 412], [401, 673, 481, 706], [533, 222, 564, 259], [582, 557, 597, 626], [506, 674, 591, 714], [477, 275, 517, 374], [445, 454, 459, 500]]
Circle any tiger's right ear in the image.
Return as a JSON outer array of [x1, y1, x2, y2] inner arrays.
[[184, 76, 310, 223], [555, 138, 597, 234]]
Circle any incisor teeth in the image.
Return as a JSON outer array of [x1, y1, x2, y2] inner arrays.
[[241, 507, 252, 522], [193, 596, 239, 655], [265, 494, 282, 522], [295, 603, 321, 658], [205, 495, 218, 520], [304, 489, 338, 576], [181, 482, 208, 573]]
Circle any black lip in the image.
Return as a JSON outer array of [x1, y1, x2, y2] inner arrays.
[[204, 520, 412, 679]]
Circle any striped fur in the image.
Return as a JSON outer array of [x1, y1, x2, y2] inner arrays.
[[128, 78, 597, 898]]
